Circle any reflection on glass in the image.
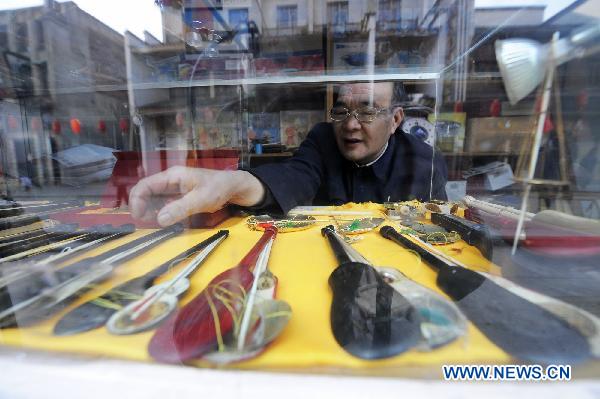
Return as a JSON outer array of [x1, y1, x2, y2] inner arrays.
[[0, 0, 599, 390]]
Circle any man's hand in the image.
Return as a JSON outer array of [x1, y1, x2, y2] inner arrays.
[[129, 166, 265, 226]]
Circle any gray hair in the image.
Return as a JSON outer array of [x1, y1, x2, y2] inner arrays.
[[334, 81, 409, 106]]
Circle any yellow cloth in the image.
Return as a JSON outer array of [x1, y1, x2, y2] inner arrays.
[[0, 203, 511, 373]]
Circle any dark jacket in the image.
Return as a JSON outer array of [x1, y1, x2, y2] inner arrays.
[[250, 122, 447, 214]]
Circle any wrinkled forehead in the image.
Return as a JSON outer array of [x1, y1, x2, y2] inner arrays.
[[337, 82, 393, 106]]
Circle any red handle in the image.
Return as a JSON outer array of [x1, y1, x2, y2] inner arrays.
[[237, 226, 277, 270], [148, 226, 278, 363], [148, 266, 254, 363]]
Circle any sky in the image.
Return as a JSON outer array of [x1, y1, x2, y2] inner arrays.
[[474, 0, 578, 19], [0, 0, 163, 39], [0, 0, 582, 41]]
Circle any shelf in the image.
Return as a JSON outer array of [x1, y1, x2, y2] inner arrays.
[[442, 152, 516, 157], [444, 72, 503, 80], [37, 70, 440, 95], [247, 151, 511, 158], [250, 152, 294, 157], [129, 69, 442, 90]]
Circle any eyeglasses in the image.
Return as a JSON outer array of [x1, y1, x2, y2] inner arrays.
[[329, 106, 391, 123]]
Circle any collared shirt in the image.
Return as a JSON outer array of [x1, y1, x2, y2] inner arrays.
[[249, 122, 448, 214]]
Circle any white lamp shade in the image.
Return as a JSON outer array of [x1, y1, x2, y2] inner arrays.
[[495, 39, 548, 105]]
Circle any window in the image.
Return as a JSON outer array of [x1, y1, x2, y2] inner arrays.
[[184, 7, 215, 30], [5, 51, 33, 95], [35, 20, 44, 50], [36, 62, 48, 93], [15, 23, 28, 53], [276, 5, 297, 29], [378, 0, 402, 30], [228, 8, 248, 28], [400, 0, 419, 30], [327, 1, 348, 33], [0, 25, 7, 47]]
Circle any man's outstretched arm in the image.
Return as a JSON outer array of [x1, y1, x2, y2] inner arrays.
[[129, 166, 265, 226]]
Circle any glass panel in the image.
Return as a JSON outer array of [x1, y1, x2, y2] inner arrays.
[[0, 0, 599, 394]]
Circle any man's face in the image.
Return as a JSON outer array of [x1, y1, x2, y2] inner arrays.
[[332, 82, 403, 164]]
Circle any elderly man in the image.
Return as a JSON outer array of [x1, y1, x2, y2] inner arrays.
[[130, 82, 447, 226]]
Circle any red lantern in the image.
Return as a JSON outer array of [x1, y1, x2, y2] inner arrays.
[[489, 99, 501, 117], [175, 111, 185, 128], [7, 115, 19, 131], [119, 118, 129, 133], [453, 101, 463, 113], [51, 120, 61, 135], [70, 118, 82, 135], [543, 115, 555, 134], [98, 120, 107, 133], [30, 116, 42, 132], [577, 90, 589, 111]]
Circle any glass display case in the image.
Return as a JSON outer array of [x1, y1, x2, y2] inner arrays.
[[0, 0, 599, 396]]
